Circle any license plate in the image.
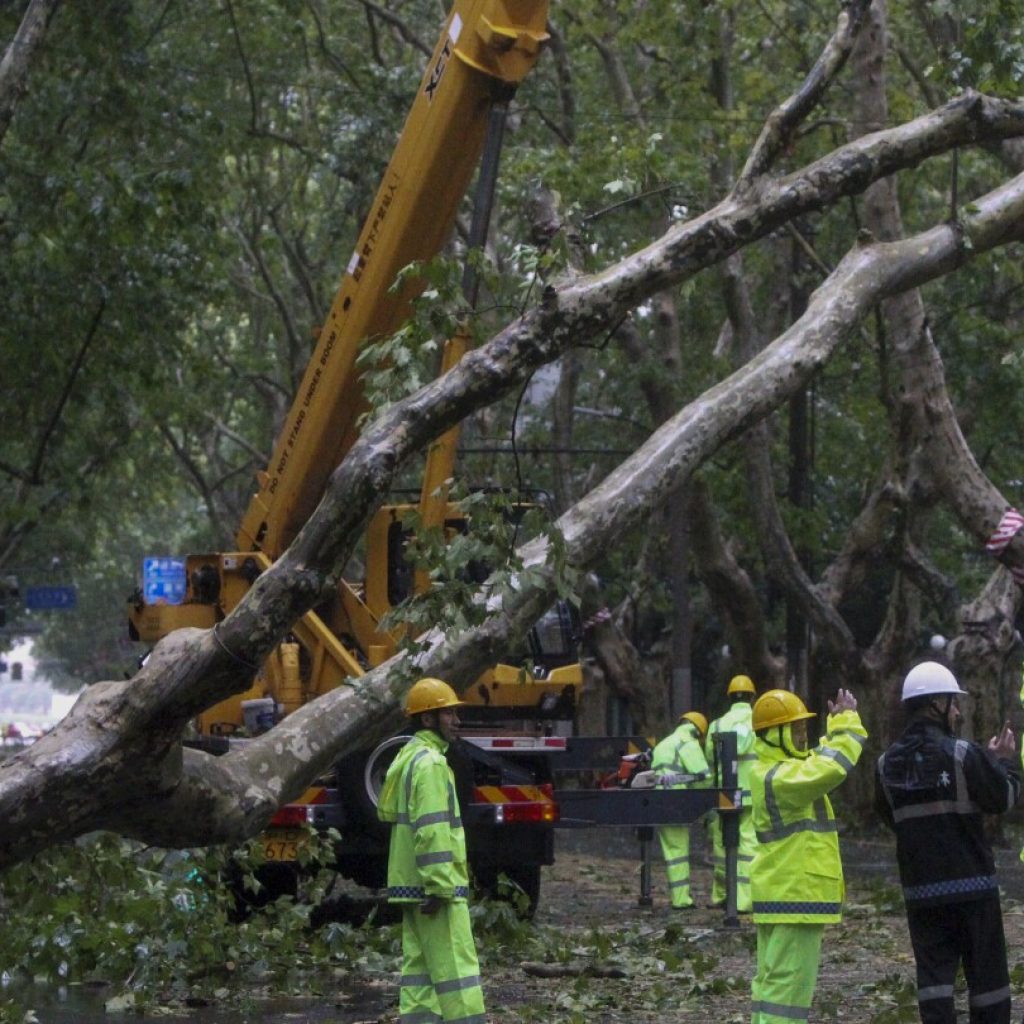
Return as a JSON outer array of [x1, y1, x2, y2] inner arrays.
[[261, 829, 307, 862]]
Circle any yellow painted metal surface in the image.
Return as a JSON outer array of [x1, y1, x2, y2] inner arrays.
[[235, 0, 550, 560], [133, 0, 584, 738]]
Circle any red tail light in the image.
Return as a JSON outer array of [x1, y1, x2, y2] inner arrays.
[[268, 787, 329, 827], [473, 782, 560, 824], [499, 801, 560, 824]]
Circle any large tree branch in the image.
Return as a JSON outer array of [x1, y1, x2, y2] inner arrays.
[[685, 478, 783, 687], [738, 0, 871, 184], [720, 250, 858, 670], [6, 167, 1023, 862], [818, 470, 903, 603]]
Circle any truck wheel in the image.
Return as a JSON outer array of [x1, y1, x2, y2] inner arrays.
[[332, 742, 402, 844], [363, 735, 412, 808]]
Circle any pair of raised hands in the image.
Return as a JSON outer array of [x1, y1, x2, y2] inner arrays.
[[823, 689, 1016, 759]]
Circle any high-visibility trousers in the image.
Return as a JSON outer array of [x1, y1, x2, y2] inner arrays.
[[657, 823, 694, 908], [709, 807, 754, 911], [906, 896, 1011, 1024], [751, 921, 823, 1024], [399, 902, 486, 1024]]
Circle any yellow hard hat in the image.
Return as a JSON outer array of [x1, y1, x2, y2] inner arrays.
[[727, 674, 756, 696], [752, 689, 815, 731], [680, 711, 708, 738], [405, 677, 464, 716]]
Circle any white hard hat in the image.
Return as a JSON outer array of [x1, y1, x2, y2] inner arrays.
[[901, 661, 968, 702]]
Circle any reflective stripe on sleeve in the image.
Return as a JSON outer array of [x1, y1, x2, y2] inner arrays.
[[416, 850, 455, 867], [827, 728, 866, 747], [817, 746, 855, 773], [405, 749, 430, 806]]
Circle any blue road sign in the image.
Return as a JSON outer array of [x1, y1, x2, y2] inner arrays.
[[24, 585, 78, 610], [143, 557, 186, 605]]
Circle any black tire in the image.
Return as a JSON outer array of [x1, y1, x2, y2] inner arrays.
[[334, 736, 411, 841], [363, 735, 412, 810], [331, 740, 408, 891]]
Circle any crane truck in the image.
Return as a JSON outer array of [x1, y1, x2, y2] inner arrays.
[[129, 0, 740, 917]]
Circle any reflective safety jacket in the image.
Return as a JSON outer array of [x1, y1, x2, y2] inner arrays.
[[652, 720, 710, 788], [876, 718, 1020, 907], [377, 729, 470, 903], [750, 709, 867, 924], [706, 701, 756, 796]]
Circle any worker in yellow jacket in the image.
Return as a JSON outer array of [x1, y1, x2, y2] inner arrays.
[[377, 677, 486, 1024], [750, 687, 866, 1024], [652, 711, 710, 908], [705, 673, 757, 911]]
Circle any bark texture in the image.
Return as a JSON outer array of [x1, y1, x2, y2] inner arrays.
[[0, 0, 60, 146]]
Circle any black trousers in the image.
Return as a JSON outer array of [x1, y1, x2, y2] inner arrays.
[[906, 896, 1011, 1024]]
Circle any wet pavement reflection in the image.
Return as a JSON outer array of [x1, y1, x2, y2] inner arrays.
[[5, 980, 393, 1023]]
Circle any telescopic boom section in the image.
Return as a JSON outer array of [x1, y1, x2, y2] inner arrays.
[[236, 0, 550, 559]]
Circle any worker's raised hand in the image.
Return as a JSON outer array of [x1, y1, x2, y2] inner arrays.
[[988, 721, 1016, 760], [828, 689, 857, 714]]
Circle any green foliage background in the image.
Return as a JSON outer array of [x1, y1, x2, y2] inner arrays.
[[0, 0, 1022, 705]]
